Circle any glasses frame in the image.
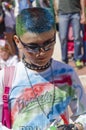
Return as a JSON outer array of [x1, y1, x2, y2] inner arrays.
[[19, 34, 56, 53]]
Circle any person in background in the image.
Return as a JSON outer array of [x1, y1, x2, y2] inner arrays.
[[58, 0, 85, 68], [14, 0, 32, 17], [2, 1, 16, 33], [0, 39, 19, 70], [1, 1, 18, 58], [0, 5, 5, 39], [0, 6, 86, 130]]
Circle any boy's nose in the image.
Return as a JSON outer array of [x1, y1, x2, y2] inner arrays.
[[36, 48, 45, 57], [39, 47, 45, 52]]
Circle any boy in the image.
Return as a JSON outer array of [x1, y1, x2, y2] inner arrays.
[[0, 7, 86, 130]]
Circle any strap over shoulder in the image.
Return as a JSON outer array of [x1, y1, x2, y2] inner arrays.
[[4, 66, 15, 88], [2, 66, 15, 129]]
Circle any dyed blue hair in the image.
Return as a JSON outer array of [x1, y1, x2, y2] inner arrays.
[[16, 7, 55, 36]]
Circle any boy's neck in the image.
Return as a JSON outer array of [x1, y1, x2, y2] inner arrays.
[[22, 58, 52, 72]]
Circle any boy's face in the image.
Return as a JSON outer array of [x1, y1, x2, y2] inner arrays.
[[14, 29, 55, 66]]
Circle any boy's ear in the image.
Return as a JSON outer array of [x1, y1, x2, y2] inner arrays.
[[13, 35, 22, 49], [13, 35, 20, 44]]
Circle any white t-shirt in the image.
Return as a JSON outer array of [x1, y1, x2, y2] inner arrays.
[[0, 60, 86, 129]]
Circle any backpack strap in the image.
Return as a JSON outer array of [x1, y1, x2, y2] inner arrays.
[[2, 66, 15, 129]]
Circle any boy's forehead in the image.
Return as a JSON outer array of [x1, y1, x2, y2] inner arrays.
[[20, 29, 55, 43]]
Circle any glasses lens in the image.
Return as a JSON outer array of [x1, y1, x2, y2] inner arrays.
[[44, 43, 55, 51], [43, 38, 55, 51], [26, 44, 40, 53], [27, 44, 38, 50]]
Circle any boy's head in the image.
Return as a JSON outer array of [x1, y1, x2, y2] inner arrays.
[[14, 7, 56, 68], [16, 7, 55, 37]]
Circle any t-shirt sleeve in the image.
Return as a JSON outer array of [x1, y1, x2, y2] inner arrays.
[[69, 69, 86, 129]]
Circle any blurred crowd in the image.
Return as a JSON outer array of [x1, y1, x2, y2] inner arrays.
[[0, 0, 21, 70]]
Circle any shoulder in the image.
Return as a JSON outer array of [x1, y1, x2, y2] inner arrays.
[[52, 59, 82, 87], [52, 59, 74, 71], [51, 59, 77, 79]]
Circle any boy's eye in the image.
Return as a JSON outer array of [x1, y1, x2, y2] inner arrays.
[[27, 44, 39, 49], [44, 41, 50, 46], [44, 38, 55, 46], [29, 46, 38, 50]]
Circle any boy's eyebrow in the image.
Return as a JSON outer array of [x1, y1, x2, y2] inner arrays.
[[29, 35, 55, 45], [19, 33, 56, 46], [27, 37, 55, 46]]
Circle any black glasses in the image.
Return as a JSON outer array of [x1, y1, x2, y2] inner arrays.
[[19, 35, 56, 53]]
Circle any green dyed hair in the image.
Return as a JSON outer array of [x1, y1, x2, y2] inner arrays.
[[16, 7, 55, 36]]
